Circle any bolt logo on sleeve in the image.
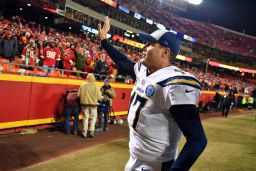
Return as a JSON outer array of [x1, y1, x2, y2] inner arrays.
[[145, 85, 155, 97]]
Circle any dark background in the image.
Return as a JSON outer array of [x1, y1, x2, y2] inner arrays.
[[182, 0, 256, 36]]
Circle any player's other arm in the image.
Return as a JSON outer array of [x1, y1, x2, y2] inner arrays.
[[169, 105, 207, 170], [98, 16, 135, 78]]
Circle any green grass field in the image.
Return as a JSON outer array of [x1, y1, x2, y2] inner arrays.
[[23, 114, 256, 171]]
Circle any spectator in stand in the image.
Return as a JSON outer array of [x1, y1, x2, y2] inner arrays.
[[108, 61, 117, 77], [97, 78, 116, 132], [93, 52, 109, 80], [56, 40, 64, 69], [18, 36, 28, 57], [63, 42, 76, 75], [41, 40, 61, 73], [78, 73, 102, 138], [0, 29, 18, 62], [83, 51, 94, 77], [76, 47, 88, 73], [24, 32, 32, 43], [21, 39, 39, 67]]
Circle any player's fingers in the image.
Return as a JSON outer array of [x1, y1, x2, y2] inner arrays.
[[107, 17, 110, 27], [105, 16, 109, 24], [103, 16, 110, 30], [102, 17, 107, 30], [98, 23, 102, 32]]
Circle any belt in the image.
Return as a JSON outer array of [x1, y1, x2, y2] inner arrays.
[[81, 104, 98, 107]]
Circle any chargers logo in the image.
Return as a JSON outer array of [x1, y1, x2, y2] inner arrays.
[[145, 85, 155, 97]]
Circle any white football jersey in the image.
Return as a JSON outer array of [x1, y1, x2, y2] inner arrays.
[[128, 62, 201, 163]]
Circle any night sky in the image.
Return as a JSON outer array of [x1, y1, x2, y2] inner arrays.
[[182, 0, 256, 37]]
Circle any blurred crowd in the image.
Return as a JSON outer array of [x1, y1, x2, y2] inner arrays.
[[0, 16, 138, 81], [0, 15, 255, 94], [180, 64, 255, 94], [116, 0, 256, 57]]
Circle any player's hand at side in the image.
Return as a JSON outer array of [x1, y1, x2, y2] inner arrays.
[[98, 16, 110, 41]]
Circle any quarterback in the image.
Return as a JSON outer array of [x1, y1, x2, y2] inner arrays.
[[98, 16, 207, 171]]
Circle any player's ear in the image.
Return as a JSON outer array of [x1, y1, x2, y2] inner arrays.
[[162, 47, 170, 58]]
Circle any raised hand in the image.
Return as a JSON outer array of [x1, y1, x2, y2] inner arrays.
[[98, 16, 110, 41]]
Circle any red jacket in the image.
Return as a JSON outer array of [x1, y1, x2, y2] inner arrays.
[[42, 47, 61, 67], [63, 48, 75, 70]]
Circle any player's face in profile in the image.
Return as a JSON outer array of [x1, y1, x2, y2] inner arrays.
[[140, 42, 164, 69]]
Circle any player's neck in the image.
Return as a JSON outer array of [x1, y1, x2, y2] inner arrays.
[[147, 64, 171, 75], [147, 68, 157, 75], [148, 61, 171, 75]]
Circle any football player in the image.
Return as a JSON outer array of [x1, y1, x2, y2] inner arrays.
[[98, 16, 207, 171]]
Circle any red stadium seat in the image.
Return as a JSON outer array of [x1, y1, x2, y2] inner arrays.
[[48, 71, 61, 77], [0, 59, 10, 64], [68, 75, 80, 79], [33, 68, 43, 72], [54, 71, 61, 77], [14, 58, 23, 64], [9, 65, 19, 73], [2, 64, 9, 72], [34, 71, 47, 76], [47, 72, 55, 77], [60, 74, 68, 78], [25, 70, 34, 75]]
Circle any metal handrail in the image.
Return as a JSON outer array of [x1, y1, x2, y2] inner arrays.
[[0, 61, 105, 78], [0, 61, 132, 83]]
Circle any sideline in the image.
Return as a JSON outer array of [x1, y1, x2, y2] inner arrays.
[[0, 110, 255, 170]]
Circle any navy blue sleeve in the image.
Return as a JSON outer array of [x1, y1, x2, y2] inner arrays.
[[101, 39, 136, 79], [169, 105, 207, 171]]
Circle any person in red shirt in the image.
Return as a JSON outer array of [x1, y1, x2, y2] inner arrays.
[[21, 40, 39, 66], [41, 41, 61, 73], [63, 43, 76, 75]]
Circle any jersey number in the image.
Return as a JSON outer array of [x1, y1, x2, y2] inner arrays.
[[46, 51, 56, 59], [129, 92, 147, 130]]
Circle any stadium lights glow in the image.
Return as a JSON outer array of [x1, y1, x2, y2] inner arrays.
[[183, 0, 203, 5], [69, 27, 72, 30], [189, 0, 202, 5], [27, 3, 31, 6], [126, 30, 133, 33], [44, 17, 48, 19], [19, 8, 23, 11], [124, 32, 130, 37]]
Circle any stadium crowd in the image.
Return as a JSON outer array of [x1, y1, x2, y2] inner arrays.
[[181, 64, 255, 94], [0, 15, 255, 94], [115, 0, 256, 57], [0, 16, 119, 78]]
